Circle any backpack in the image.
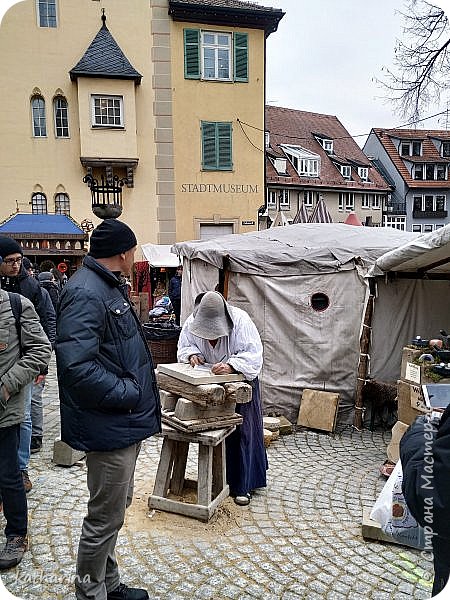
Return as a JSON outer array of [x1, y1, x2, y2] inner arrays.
[[8, 291, 22, 349]]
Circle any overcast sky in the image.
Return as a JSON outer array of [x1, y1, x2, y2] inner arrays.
[[1, 0, 449, 145], [254, 0, 450, 145]]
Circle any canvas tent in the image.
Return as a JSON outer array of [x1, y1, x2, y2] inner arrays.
[[173, 223, 416, 424], [141, 243, 180, 268], [368, 224, 450, 385]]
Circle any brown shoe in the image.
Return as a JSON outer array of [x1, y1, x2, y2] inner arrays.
[[0, 535, 28, 570], [21, 470, 32, 493]]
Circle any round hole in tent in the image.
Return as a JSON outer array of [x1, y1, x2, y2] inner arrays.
[[311, 292, 329, 312]]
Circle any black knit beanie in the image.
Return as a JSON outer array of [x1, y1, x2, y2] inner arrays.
[[0, 236, 23, 260], [88, 219, 137, 259]]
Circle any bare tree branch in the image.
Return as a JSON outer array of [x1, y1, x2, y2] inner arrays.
[[379, 0, 450, 123]]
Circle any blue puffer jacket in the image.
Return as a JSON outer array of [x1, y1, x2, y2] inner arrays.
[[55, 255, 161, 452]]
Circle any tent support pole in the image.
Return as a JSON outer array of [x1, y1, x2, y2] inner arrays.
[[353, 295, 374, 431]]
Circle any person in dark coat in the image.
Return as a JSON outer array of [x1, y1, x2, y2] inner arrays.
[[168, 265, 182, 324], [38, 271, 59, 311], [55, 219, 161, 600], [0, 237, 55, 492], [177, 291, 267, 506], [400, 409, 450, 597]]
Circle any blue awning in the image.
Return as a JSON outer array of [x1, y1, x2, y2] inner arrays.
[[0, 214, 85, 236]]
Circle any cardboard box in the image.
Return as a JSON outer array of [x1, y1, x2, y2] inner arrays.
[[386, 420, 409, 463], [400, 347, 423, 380], [402, 362, 435, 385], [397, 380, 428, 425]]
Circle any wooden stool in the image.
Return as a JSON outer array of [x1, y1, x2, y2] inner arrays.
[[148, 424, 236, 522]]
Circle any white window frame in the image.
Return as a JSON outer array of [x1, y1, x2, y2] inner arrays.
[[91, 95, 124, 128], [273, 157, 287, 175], [372, 195, 381, 209], [53, 96, 69, 138], [267, 189, 277, 208], [340, 165, 352, 180], [54, 192, 70, 215], [400, 140, 422, 156], [412, 225, 422, 233], [280, 144, 320, 178], [315, 137, 333, 153], [413, 163, 447, 181], [201, 31, 232, 81], [384, 215, 406, 230], [358, 167, 369, 181], [339, 192, 354, 212], [441, 141, 450, 158], [37, 0, 57, 28], [265, 131, 270, 148], [413, 194, 447, 212], [279, 189, 290, 209], [303, 191, 315, 207], [423, 224, 434, 233], [31, 96, 47, 137], [361, 194, 370, 209]]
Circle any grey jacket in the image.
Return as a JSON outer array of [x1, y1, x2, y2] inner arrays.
[[0, 289, 52, 428]]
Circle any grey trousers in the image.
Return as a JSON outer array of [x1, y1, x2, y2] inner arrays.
[[31, 378, 45, 438], [75, 443, 141, 600]]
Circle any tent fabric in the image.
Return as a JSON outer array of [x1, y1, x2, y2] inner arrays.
[[270, 211, 289, 227], [344, 212, 363, 226], [369, 223, 450, 275], [292, 202, 309, 224], [174, 223, 416, 424], [307, 198, 332, 223], [141, 243, 181, 267]]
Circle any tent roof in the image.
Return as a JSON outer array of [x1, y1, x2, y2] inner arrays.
[[141, 243, 180, 267], [0, 214, 85, 236], [369, 223, 450, 276], [173, 223, 417, 276]]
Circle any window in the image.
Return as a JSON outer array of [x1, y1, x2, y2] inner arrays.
[[339, 192, 354, 211], [316, 137, 333, 154], [265, 131, 270, 148], [372, 195, 381, 209], [201, 121, 232, 170], [303, 191, 317, 207], [442, 142, 450, 157], [53, 96, 69, 138], [31, 192, 47, 214], [267, 190, 277, 208], [340, 165, 352, 180], [279, 189, 290, 209], [184, 29, 248, 82], [400, 140, 422, 156], [37, 0, 57, 27], [91, 95, 123, 128], [412, 194, 446, 212], [413, 163, 447, 181], [55, 193, 70, 215], [267, 190, 277, 207], [31, 96, 46, 137], [384, 215, 406, 230], [358, 167, 369, 181], [273, 158, 287, 175], [361, 194, 370, 209], [423, 224, 434, 233], [412, 225, 422, 233], [281, 144, 320, 178]]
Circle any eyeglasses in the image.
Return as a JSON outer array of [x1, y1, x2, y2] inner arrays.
[[2, 257, 22, 265]]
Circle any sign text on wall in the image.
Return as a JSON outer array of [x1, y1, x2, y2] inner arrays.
[[181, 183, 259, 194]]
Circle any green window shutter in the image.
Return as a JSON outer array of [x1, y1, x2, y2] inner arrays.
[[201, 122, 232, 170], [202, 122, 217, 169], [217, 123, 232, 169], [184, 29, 200, 79], [234, 32, 248, 82]]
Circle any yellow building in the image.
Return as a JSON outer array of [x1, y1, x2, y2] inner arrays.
[[0, 0, 283, 268]]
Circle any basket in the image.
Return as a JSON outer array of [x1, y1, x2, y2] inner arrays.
[[147, 337, 179, 365]]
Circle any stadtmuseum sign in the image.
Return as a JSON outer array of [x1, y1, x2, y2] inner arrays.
[[181, 183, 259, 193]]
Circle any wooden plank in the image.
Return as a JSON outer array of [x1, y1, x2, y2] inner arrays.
[[148, 494, 210, 522], [223, 382, 252, 404], [156, 372, 225, 406], [297, 389, 340, 433], [170, 441, 189, 496], [212, 442, 226, 498], [197, 444, 213, 506], [158, 362, 244, 385], [152, 438, 175, 497], [361, 507, 399, 544], [174, 397, 236, 421], [160, 423, 236, 446], [162, 412, 243, 433]]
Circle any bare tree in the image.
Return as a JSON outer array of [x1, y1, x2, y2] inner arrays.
[[382, 1, 450, 123]]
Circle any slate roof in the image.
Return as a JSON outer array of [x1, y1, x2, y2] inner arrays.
[[371, 128, 450, 189], [70, 16, 142, 83], [169, 0, 284, 36], [265, 106, 391, 192], [0, 214, 85, 237]]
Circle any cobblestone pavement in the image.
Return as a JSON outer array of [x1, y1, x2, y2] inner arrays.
[[0, 360, 433, 599]]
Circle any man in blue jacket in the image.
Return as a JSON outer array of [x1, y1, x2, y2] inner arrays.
[[55, 219, 161, 600]]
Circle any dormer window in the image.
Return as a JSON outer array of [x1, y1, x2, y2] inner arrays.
[[358, 167, 369, 181], [280, 144, 320, 177], [442, 141, 450, 158], [265, 131, 270, 148], [340, 165, 352, 180], [273, 157, 287, 175], [317, 138, 333, 153], [400, 140, 422, 156]]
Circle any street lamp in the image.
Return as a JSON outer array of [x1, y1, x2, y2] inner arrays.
[[83, 173, 127, 219]]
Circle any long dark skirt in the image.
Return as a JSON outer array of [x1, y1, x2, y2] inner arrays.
[[225, 378, 268, 496]]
